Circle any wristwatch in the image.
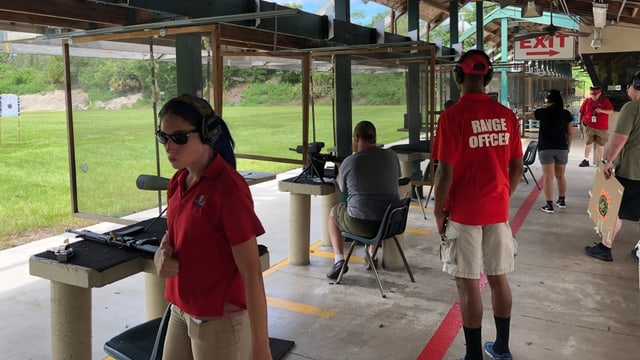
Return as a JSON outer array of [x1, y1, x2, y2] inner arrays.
[[601, 159, 609, 164]]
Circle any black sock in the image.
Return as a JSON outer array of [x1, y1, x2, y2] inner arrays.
[[492, 316, 511, 354], [463, 326, 482, 360]]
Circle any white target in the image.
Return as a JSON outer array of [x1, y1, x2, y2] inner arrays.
[[0, 94, 20, 117]]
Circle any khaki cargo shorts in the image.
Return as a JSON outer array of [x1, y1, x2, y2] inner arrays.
[[440, 220, 517, 279]]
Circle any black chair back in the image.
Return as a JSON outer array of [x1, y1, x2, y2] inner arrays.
[[523, 141, 538, 166], [380, 198, 411, 240]]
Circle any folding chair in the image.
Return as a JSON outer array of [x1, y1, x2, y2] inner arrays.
[[336, 198, 415, 298], [522, 140, 541, 189]]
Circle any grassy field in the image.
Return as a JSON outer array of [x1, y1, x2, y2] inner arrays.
[[0, 105, 408, 249]]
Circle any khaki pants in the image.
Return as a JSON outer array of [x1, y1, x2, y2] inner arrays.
[[162, 304, 251, 360]]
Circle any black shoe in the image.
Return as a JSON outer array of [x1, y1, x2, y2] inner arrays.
[[584, 242, 613, 262], [555, 200, 566, 209], [632, 247, 639, 260], [579, 159, 590, 167], [540, 204, 554, 214], [327, 260, 348, 279]]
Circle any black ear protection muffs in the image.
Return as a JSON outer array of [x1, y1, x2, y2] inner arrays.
[[175, 94, 221, 145], [632, 71, 640, 90], [453, 49, 494, 87]]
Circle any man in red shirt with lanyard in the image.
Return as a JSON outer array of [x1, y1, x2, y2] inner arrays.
[[578, 85, 614, 167], [433, 49, 523, 360]]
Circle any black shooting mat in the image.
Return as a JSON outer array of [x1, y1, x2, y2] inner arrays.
[[269, 337, 295, 360], [34, 239, 140, 272], [34, 217, 167, 271]]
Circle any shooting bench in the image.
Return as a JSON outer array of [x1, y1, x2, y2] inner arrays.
[[29, 217, 270, 360]]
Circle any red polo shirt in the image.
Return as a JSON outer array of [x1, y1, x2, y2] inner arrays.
[[164, 154, 265, 317], [579, 96, 613, 130]]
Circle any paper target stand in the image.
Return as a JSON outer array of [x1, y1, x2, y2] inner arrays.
[[0, 94, 21, 144]]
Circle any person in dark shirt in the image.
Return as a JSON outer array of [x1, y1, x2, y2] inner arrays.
[[532, 89, 574, 213]]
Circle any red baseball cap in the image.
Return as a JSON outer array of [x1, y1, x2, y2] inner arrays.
[[458, 52, 491, 75], [589, 86, 601, 95]]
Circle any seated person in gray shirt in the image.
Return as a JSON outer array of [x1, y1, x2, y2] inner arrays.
[[327, 120, 401, 279]]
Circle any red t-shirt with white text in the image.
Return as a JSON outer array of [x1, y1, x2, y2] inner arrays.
[[437, 93, 523, 225]]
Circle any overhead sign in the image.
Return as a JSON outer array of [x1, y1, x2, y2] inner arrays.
[[514, 34, 575, 60]]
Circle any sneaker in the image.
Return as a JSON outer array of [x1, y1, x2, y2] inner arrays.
[[555, 200, 566, 209], [484, 341, 513, 360], [579, 159, 590, 167], [632, 247, 639, 260], [540, 204, 554, 214], [326, 260, 348, 279], [584, 243, 613, 262]]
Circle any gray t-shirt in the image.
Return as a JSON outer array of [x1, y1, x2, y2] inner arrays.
[[614, 98, 640, 180], [338, 146, 401, 220]]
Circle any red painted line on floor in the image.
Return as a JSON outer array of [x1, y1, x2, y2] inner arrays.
[[416, 176, 543, 360], [510, 176, 544, 234]]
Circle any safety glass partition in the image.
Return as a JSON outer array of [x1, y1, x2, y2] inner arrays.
[[220, 51, 306, 174], [309, 44, 437, 155], [348, 56, 407, 147], [61, 28, 436, 222], [63, 41, 180, 222], [62, 30, 220, 222]]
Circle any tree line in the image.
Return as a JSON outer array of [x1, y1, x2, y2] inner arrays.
[[0, 53, 406, 107]]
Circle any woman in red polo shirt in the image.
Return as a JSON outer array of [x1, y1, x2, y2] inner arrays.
[[153, 94, 271, 360]]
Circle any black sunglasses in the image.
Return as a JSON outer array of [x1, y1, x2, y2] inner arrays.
[[155, 130, 198, 145]]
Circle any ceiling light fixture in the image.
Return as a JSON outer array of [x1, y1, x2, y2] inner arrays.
[[521, 1, 542, 18]]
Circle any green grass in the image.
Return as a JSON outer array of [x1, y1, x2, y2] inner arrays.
[[0, 105, 409, 249]]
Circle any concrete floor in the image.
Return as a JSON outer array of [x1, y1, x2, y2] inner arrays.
[[1, 133, 639, 360]]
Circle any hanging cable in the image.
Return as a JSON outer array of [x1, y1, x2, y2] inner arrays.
[[310, 69, 317, 143], [331, 55, 337, 148], [149, 36, 162, 215]]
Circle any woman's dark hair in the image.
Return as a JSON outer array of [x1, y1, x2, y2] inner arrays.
[[159, 95, 236, 169], [544, 89, 564, 109]]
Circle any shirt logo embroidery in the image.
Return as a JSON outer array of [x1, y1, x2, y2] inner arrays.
[[194, 195, 206, 207]]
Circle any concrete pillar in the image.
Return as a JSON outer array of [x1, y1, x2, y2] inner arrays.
[[144, 273, 168, 320], [400, 161, 413, 178], [289, 193, 311, 265], [382, 182, 412, 270], [50, 281, 91, 360], [321, 191, 340, 247]]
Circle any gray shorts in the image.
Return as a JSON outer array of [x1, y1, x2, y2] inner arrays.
[[333, 203, 380, 238], [538, 149, 569, 165], [440, 221, 517, 279]]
